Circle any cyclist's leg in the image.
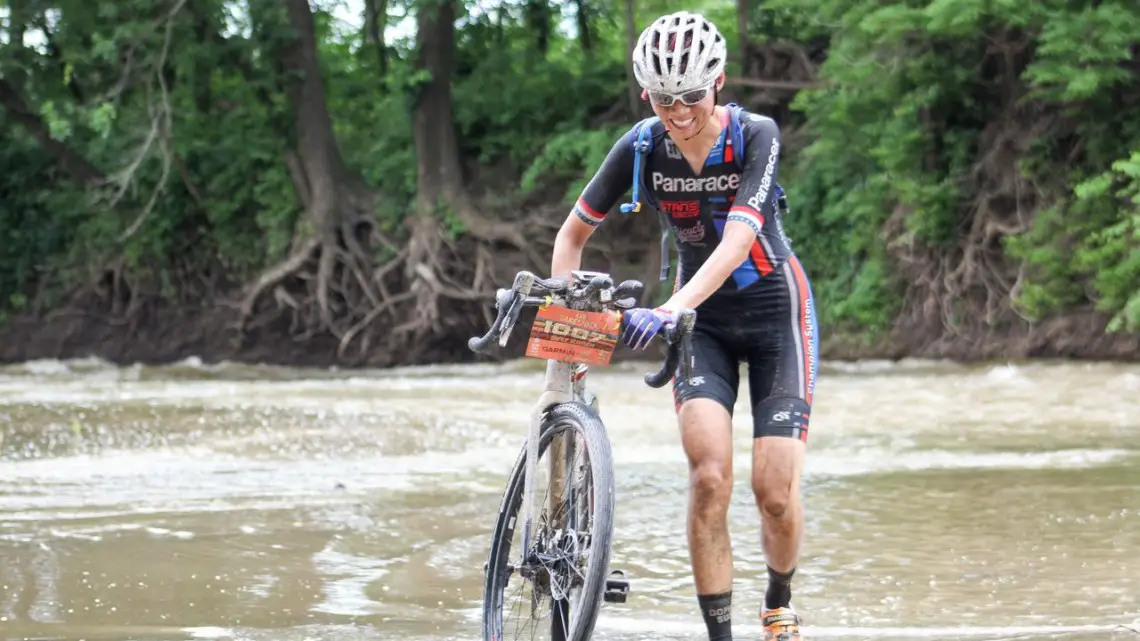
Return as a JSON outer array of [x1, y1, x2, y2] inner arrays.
[[672, 324, 740, 641], [745, 255, 819, 636]]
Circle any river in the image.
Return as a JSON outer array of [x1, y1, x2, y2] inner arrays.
[[0, 356, 1138, 641]]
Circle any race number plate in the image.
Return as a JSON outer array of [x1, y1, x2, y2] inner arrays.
[[525, 305, 621, 366]]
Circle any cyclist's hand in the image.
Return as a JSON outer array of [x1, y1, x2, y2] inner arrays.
[[620, 307, 678, 350]]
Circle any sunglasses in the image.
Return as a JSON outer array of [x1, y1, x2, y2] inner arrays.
[[646, 85, 713, 107]]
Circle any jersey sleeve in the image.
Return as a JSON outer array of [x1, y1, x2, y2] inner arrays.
[[572, 131, 636, 227], [727, 113, 782, 237]]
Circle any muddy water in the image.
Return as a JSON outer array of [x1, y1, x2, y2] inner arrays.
[[0, 356, 1138, 641]]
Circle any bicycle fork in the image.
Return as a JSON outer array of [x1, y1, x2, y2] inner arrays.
[[521, 360, 574, 569], [519, 361, 631, 606]]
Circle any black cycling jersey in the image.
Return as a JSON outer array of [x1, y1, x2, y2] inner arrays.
[[572, 106, 820, 437], [573, 106, 794, 307]]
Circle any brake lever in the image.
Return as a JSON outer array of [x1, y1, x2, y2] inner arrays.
[[498, 273, 535, 345], [468, 300, 506, 354], [467, 287, 522, 353]]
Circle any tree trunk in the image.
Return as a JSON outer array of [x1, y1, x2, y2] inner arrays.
[[736, 0, 752, 77], [0, 79, 106, 186], [404, 0, 547, 344], [6, 0, 29, 92], [278, 0, 353, 230], [574, 0, 592, 54], [363, 0, 388, 76], [409, 0, 534, 250], [524, 0, 552, 56], [411, 0, 468, 221], [623, 0, 643, 118], [188, 0, 214, 113], [407, 0, 464, 334], [242, 0, 376, 333]]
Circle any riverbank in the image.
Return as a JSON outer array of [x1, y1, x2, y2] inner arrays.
[[1, 296, 1135, 368]]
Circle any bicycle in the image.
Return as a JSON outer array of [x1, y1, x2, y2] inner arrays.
[[468, 268, 697, 641]]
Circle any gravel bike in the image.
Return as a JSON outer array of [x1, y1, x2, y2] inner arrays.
[[468, 269, 696, 641]]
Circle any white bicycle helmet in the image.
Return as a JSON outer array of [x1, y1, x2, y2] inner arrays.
[[632, 12, 727, 95]]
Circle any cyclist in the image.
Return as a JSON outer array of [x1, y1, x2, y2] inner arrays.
[[549, 10, 818, 641]]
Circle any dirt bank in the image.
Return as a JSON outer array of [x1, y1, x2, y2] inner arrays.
[[0, 293, 1136, 368]]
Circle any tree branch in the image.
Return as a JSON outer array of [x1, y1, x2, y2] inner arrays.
[[724, 76, 826, 90], [0, 79, 106, 186], [116, 0, 187, 241]]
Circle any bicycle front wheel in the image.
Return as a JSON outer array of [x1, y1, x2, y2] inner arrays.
[[482, 401, 616, 641]]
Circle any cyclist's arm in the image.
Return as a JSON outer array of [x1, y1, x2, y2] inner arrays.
[[551, 134, 635, 277], [661, 113, 781, 312]]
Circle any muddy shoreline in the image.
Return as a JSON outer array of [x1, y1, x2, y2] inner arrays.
[[1, 296, 1136, 368]]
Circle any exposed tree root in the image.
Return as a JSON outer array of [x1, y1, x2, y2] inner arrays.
[[390, 213, 505, 363], [884, 35, 1055, 354], [233, 189, 560, 366], [238, 237, 321, 323], [737, 40, 826, 111]]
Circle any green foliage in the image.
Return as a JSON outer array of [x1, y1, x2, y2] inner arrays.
[[1009, 150, 1140, 332], [1, 0, 1139, 349], [775, 0, 993, 333], [1001, 3, 1140, 331], [1022, 3, 1140, 103], [0, 122, 89, 318], [452, 15, 625, 172], [776, 0, 1140, 338], [520, 126, 625, 202]]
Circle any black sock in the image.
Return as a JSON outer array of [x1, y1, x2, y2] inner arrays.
[[765, 565, 795, 610], [697, 590, 733, 641]]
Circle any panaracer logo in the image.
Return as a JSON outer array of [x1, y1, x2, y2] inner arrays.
[[746, 137, 780, 211], [653, 172, 739, 193]]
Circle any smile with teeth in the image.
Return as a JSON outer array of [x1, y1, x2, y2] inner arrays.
[[670, 117, 695, 129]]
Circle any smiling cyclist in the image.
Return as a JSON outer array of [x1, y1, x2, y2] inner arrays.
[[549, 10, 819, 641]]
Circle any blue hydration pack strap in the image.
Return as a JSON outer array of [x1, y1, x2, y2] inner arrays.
[[621, 116, 659, 214], [620, 116, 673, 282]]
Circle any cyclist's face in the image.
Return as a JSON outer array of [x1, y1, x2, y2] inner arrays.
[[649, 72, 725, 138]]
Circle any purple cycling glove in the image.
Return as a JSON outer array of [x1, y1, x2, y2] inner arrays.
[[620, 307, 678, 350]]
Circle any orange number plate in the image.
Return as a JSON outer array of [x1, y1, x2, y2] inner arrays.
[[524, 305, 621, 366]]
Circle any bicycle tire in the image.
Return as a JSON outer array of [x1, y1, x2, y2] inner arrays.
[[482, 401, 616, 641]]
